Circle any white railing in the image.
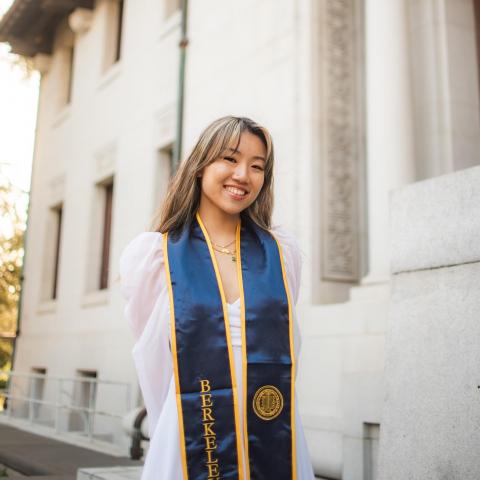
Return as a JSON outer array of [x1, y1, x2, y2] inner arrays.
[[0, 371, 132, 449]]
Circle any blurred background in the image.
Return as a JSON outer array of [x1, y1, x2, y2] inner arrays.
[[0, 1, 479, 479]]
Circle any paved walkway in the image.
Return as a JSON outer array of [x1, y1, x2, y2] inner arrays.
[[0, 424, 142, 480], [0, 424, 328, 480]]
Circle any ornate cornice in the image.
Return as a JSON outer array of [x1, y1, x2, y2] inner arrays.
[[0, 0, 94, 56]]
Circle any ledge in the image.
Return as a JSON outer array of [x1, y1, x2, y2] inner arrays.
[[390, 165, 480, 274], [36, 299, 57, 315], [81, 289, 109, 308], [97, 61, 122, 92]]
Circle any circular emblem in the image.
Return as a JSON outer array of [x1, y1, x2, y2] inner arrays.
[[252, 385, 283, 421]]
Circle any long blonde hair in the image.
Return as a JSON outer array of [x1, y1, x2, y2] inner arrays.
[[152, 116, 275, 235]]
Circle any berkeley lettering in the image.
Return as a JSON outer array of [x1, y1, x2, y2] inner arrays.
[[199, 379, 220, 479]]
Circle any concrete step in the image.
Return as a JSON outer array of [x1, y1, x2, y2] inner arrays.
[[78, 466, 330, 480], [77, 466, 141, 480], [0, 424, 141, 480]]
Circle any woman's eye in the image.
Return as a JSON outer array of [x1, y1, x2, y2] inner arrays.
[[223, 156, 236, 162], [253, 165, 264, 171]]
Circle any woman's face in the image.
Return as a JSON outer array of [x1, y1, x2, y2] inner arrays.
[[198, 131, 267, 217]]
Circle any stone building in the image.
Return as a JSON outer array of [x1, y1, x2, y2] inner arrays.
[[0, 0, 479, 479]]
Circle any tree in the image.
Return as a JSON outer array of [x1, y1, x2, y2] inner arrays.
[[0, 168, 27, 387]]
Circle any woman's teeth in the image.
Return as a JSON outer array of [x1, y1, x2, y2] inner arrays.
[[225, 186, 247, 196]]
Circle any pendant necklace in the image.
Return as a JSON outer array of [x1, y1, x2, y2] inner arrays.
[[211, 237, 236, 262], [212, 244, 237, 262]]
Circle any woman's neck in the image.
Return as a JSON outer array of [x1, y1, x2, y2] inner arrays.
[[197, 203, 239, 244]]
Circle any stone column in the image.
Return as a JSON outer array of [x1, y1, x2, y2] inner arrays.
[[362, 0, 417, 285]]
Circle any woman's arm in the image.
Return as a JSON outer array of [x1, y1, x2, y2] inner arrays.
[[119, 232, 165, 341]]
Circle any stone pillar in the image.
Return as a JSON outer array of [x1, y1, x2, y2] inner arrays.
[[378, 165, 480, 479], [362, 0, 417, 285], [407, 0, 480, 178]]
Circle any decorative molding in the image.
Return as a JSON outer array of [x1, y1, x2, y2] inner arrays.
[[81, 289, 109, 308], [320, 0, 364, 282], [0, 0, 94, 56], [68, 7, 94, 35], [154, 104, 176, 149], [93, 142, 116, 183], [33, 53, 52, 74], [48, 174, 66, 206]]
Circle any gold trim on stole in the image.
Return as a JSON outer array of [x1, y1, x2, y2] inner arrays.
[[196, 212, 246, 480], [162, 232, 189, 480], [235, 221, 251, 478], [270, 231, 298, 480]]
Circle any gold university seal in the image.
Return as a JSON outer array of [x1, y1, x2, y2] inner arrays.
[[252, 385, 283, 421]]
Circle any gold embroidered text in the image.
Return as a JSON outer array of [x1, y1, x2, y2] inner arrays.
[[200, 379, 220, 478]]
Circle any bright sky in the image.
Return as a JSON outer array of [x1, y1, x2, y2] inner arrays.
[[0, 0, 39, 193]]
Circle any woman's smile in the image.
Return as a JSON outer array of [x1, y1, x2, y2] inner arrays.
[[223, 184, 249, 200]]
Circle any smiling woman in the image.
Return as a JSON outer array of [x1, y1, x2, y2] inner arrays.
[[154, 116, 275, 236], [120, 116, 315, 479]]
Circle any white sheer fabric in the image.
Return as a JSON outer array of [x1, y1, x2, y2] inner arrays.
[[119, 225, 315, 479]]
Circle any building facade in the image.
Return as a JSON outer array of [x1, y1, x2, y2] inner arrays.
[[1, 0, 479, 478]]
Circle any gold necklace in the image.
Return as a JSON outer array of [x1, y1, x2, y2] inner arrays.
[[212, 244, 237, 262], [212, 238, 236, 249]]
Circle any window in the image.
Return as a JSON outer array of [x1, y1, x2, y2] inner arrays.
[[69, 370, 97, 433], [103, 0, 125, 70], [65, 46, 74, 104], [474, 0, 480, 98], [39, 203, 63, 303], [28, 367, 47, 422], [363, 423, 380, 480], [85, 176, 115, 294], [99, 182, 114, 290], [114, 0, 124, 62], [51, 205, 63, 300]]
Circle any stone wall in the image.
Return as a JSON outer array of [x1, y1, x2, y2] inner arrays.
[[378, 165, 480, 479]]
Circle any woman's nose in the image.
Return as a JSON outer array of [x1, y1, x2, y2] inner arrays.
[[232, 163, 248, 180]]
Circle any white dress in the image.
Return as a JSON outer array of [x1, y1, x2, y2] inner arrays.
[[119, 225, 315, 480]]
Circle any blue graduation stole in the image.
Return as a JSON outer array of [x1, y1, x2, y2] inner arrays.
[[163, 212, 296, 479]]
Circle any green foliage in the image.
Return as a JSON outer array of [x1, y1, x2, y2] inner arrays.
[[0, 169, 27, 378], [0, 338, 13, 374]]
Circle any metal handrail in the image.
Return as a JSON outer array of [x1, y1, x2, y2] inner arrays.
[[0, 392, 124, 418], [5, 371, 131, 385], [0, 371, 132, 447]]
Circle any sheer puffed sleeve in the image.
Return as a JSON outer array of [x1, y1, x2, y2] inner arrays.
[[270, 225, 304, 368], [270, 225, 303, 305], [119, 232, 173, 437], [119, 232, 165, 341]]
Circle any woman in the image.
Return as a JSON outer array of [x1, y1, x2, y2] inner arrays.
[[120, 116, 315, 479]]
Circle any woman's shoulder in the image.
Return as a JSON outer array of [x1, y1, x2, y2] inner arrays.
[[269, 224, 303, 304], [269, 224, 302, 261], [120, 231, 163, 261]]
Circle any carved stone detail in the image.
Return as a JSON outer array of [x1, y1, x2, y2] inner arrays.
[[321, 0, 363, 282]]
